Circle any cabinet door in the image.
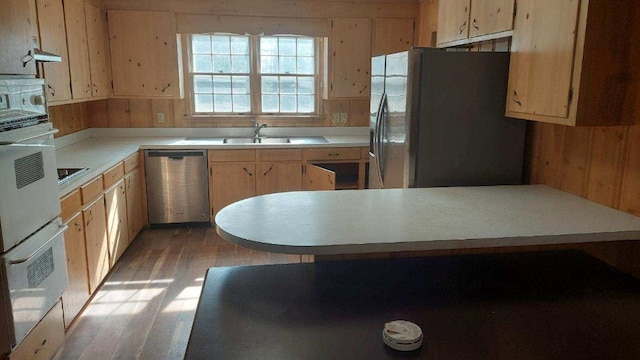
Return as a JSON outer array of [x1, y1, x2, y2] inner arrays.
[[62, 213, 90, 328], [105, 179, 129, 266], [330, 18, 371, 98], [85, 2, 111, 98], [125, 169, 144, 242], [84, 195, 109, 294], [256, 163, 302, 195], [506, 0, 580, 119], [210, 163, 257, 219], [304, 164, 336, 191], [469, 0, 515, 38], [36, 0, 72, 102], [0, 0, 36, 75], [108, 10, 181, 98], [437, 0, 470, 45], [64, 0, 91, 100], [373, 18, 414, 56]]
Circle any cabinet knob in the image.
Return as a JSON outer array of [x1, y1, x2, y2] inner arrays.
[[472, 18, 479, 31], [30, 95, 45, 105], [459, 20, 467, 34]]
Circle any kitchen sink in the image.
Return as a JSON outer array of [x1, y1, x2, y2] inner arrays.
[[185, 136, 328, 144], [223, 137, 291, 144]]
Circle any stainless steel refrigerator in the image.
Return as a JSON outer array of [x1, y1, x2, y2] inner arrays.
[[369, 48, 526, 189]]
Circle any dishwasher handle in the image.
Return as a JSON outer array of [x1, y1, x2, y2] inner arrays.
[[146, 151, 206, 158]]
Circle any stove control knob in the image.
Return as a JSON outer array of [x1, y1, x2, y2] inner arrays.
[[30, 95, 45, 105]]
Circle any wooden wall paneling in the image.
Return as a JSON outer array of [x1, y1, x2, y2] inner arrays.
[[349, 99, 369, 127], [129, 99, 151, 127], [87, 100, 109, 127], [329, 18, 372, 98], [48, 105, 66, 137], [619, 124, 640, 216], [151, 99, 174, 128], [522, 121, 541, 184], [67, 102, 88, 134], [533, 123, 565, 188], [373, 18, 414, 56], [172, 99, 186, 127], [328, 99, 349, 126], [585, 126, 629, 208], [102, 0, 419, 19], [416, 0, 438, 47], [559, 126, 593, 197], [107, 98, 130, 127]]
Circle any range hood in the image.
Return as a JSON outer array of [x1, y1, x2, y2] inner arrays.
[[33, 48, 62, 63]]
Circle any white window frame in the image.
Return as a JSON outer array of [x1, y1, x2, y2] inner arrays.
[[186, 33, 322, 119]]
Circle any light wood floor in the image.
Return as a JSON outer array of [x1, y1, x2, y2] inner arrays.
[[53, 226, 302, 360]]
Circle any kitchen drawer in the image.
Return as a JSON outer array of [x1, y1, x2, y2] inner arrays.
[[259, 149, 302, 162], [8, 301, 65, 360], [81, 176, 104, 205], [103, 162, 125, 189], [60, 189, 82, 222], [123, 152, 140, 173], [303, 147, 361, 161], [209, 149, 256, 162]]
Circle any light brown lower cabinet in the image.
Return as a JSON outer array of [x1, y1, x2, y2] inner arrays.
[[210, 163, 256, 218], [304, 164, 337, 191], [8, 301, 65, 360], [125, 168, 144, 242], [105, 178, 129, 266], [83, 195, 109, 294], [256, 163, 303, 195], [61, 213, 90, 329]]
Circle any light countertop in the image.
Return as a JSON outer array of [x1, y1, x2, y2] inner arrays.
[[215, 185, 640, 255], [55, 128, 368, 198]]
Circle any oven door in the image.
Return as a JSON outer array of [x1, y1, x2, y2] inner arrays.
[[0, 123, 60, 252], [1, 218, 68, 350]]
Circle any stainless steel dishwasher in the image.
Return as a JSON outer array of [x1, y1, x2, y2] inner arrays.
[[145, 150, 209, 224]]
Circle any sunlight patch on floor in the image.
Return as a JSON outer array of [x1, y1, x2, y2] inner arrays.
[[162, 283, 203, 313], [82, 287, 165, 316]]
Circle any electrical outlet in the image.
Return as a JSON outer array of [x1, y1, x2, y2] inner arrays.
[[156, 112, 165, 123], [340, 113, 348, 124]]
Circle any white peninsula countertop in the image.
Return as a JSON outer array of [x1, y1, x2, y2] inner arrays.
[[215, 185, 640, 255]]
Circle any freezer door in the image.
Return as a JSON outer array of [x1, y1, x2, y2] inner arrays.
[[379, 51, 409, 189], [370, 55, 386, 130]]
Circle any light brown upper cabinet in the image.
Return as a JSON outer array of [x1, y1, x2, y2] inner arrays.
[[0, 0, 36, 75], [37, 0, 72, 103], [108, 10, 182, 98], [373, 18, 414, 56], [64, 0, 92, 100], [437, 0, 514, 47], [329, 18, 372, 98], [84, 2, 111, 99], [506, 0, 640, 126]]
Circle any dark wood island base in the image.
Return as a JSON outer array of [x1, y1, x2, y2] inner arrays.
[[186, 251, 640, 359]]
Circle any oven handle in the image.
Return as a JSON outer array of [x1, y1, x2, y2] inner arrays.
[[0, 129, 58, 146], [8, 224, 68, 265]]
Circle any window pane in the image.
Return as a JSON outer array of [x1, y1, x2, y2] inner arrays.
[[279, 38, 296, 56], [298, 77, 314, 94], [261, 56, 278, 74], [212, 35, 230, 54], [261, 37, 278, 55], [213, 76, 231, 94], [233, 95, 250, 112], [231, 55, 249, 73], [298, 95, 314, 113], [213, 55, 231, 73], [280, 56, 296, 74], [230, 36, 249, 54], [192, 35, 211, 54], [193, 55, 212, 72], [194, 94, 213, 112], [280, 77, 296, 94], [297, 57, 314, 75], [193, 75, 213, 93], [262, 76, 279, 94], [232, 76, 250, 94], [297, 38, 314, 56], [262, 95, 279, 112], [214, 95, 232, 112], [280, 95, 296, 113]]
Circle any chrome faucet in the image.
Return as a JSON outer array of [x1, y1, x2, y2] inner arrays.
[[253, 119, 267, 138]]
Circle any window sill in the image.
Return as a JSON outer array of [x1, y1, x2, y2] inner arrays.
[[184, 114, 324, 122]]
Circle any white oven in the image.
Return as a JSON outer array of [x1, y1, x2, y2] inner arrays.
[[0, 78, 68, 354]]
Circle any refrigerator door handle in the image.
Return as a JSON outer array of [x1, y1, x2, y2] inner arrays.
[[375, 93, 387, 187]]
